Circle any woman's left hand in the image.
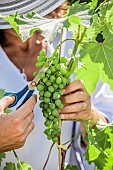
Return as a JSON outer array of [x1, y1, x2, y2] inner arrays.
[[59, 80, 92, 121]]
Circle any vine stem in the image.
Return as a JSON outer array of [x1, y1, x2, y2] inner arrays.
[[42, 143, 55, 170], [58, 120, 62, 170], [13, 150, 23, 169], [58, 28, 63, 63]]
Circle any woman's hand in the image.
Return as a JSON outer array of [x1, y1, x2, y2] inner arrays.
[[0, 95, 37, 152], [59, 80, 107, 125], [59, 80, 92, 121]]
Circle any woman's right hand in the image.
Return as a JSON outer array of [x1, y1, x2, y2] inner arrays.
[[0, 95, 37, 152]]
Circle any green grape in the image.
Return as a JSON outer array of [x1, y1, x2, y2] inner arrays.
[[43, 103, 49, 109], [60, 57, 67, 63], [62, 77, 67, 85], [46, 81, 51, 86], [48, 115, 54, 120], [51, 131, 57, 138], [48, 86, 54, 93], [58, 103, 64, 109], [44, 120, 51, 126], [36, 62, 44, 68], [67, 77, 71, 83], [37, 84, 44, 91], [46, 108, 51, 113], [53, 117, 58, 123], [64, 72, 70, 78], [53, 92, 59, 100], [44, 91, 51, 98], [39, 72, 45, 79], [39, 96, 44, 101], [43, 112, 48, 118], [55, 64, 61, 70], [53, 51, 58, 58], [37, 55, 47, 62], [61, 68, 67, 75], [59, 84, 64, 89], [33, 71, 38, 77], [39, 50, 46, 56], [58, 89, 63, 96], [51, 109, 59, 117], [52, 137, 58, 143], [56, 77, 62, 84], [43, 77, 48, 83], [39, 91, 44, 97], [49, 103, 55, 110], [57, 128, 61, 134], [46, 130, 52, 137], [50, 66, 56, 73], [40, 102, 44, 108], [47, 136, 52, 140], [44, 97, 50, 103], [53, 58, 59, 64], [53, 83, 58, 89], [55, 99, 61, 106], [47, 69, 51, 75], [50, 76, 55, 83], [53, 123, 58, 128], [44, 129, 49, 135]]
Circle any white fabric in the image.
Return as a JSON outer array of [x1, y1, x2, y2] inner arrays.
[[0, 31, 113, 170]]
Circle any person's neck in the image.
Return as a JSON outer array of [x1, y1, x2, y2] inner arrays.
[[2, 29, 46, 81]]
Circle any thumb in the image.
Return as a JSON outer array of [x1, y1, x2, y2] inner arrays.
[[0, 96, 15, 111]]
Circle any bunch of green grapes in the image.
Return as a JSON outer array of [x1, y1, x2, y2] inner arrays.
[[35, 50, 71, 143]]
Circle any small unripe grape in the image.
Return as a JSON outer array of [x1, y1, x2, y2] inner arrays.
[[44, 120, 51, 126], [51, 109, 59, 117], [47, 69, 51, 75], [43, 112, 48, 118], [37, 84, 44, 91], [50, 66, 56, 73], [36, 62, 44, 68], [53, 118, 58, 123], [56, 77, 62, 84], [46, 108, 51, 113], [49, 103, 55, 110], [53, 84, 58, 89], [59, 84, 64, 89], [64, 72, 70, 78], [55, 64, 61, 70], [58, 89, 63, 96], [61, 68, 67, 75], [50, 76, 55, 83], [48, 86, 54, 93], [33, 71, 38, 77], [39, 91, 44, 97], [39, 72, 45, 79], [52, 137, 58, 143], [39, 50, 46, 56], [55, 99, 61, 106], [40, 102, 44, 108], [53, 123, 58, 128], [57, 128, 61, 134], [48, 115, 54, 120], [53, 58, 59, 64], [44, 97, 50, 103], [46, 81, 51, 86], [44, 91, 51, 98], [43, 103, 49, 109], [53, 92, 59, 99], [58, 103, 64, 109], [60, 57, 67, 63], [43, 77, 48, 83]]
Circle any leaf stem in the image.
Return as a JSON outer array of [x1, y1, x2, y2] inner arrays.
[[42, 143, 55, 170], [58, 28, 63, 63], [58, 120, 62, 170]]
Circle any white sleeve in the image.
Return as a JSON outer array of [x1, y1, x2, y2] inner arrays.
[[91, 81, 113, 122]]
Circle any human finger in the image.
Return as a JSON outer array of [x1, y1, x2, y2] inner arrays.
[[60, 110, 90, 120], [0, 96, 15, 111], [19, 122, 35, 143], [63, 80, 85, 95], [16, 95, 37, 119], [20, 112, 34, 131], [61, 90, 87, 104], [59, 102, 86, 114]]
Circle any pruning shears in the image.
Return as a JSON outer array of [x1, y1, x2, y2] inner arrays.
[[4, 67, 46, 108]]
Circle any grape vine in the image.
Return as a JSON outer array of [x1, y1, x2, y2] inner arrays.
[[1, 0, 113, 170]]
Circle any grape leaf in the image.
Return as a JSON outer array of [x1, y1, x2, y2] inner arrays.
[[64, 163, 78, 170], [79, 27, 113, 91], [3, 162, 16, 170], [17, 162, 33, 170], [0, 152, 6, 166]]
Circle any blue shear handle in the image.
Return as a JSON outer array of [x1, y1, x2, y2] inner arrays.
[[4, 92, 18, 108], [4, 85, 29, 108]]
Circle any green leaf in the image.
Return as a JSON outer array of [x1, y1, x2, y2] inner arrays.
[[17, 162, 33, 170], [0, 152, 6, 165], [64, 163, 78, 170], [75, 54, 101, 94], [3, 162, 16, 170], [79, 27, 113, 91]]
